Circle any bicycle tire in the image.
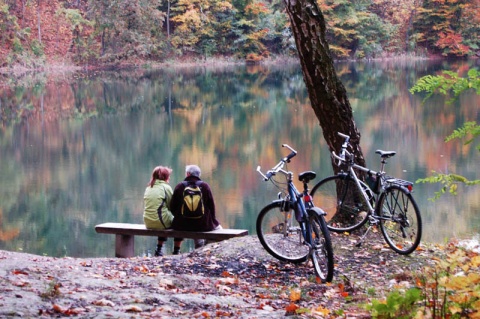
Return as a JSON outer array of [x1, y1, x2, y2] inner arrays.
[[310, 175, 371, 233], [256, 201, 309, 263], [377, 185, 422, 255], [308, 211, 334, 283]]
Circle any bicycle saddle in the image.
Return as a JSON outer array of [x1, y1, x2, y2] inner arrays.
[[299, 171, 316, 183], [375, 150, 396, 158]]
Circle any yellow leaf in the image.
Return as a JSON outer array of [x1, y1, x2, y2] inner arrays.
[[472, 299, 480, 309], [472, 291, 480, 298], [471, 256, 480, 267], [289, 288, 301, 302], [313, 305, 330, 316], [468, 272, 480, 284], [449, 293, 470, 304], [449, 305, 462, 315], [444, 276, 468, 290]]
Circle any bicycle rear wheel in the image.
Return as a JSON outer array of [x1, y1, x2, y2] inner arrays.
[[378, 185, 422, 255], [308, 212, 334, 283], [310, 175, 371, 233], [256, 201, 309, 263]]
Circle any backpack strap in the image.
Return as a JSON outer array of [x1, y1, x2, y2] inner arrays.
[[156, 187, 169, 229], [182, 180, 203, 187]]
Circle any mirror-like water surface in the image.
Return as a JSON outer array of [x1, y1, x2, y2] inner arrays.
[[0, 60, 478, 257]]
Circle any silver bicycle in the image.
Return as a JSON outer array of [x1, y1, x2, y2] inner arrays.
[[310, 132, 422, 255]]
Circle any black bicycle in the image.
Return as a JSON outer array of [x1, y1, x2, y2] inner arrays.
[[256, 144, 334, 282], [310, 132, 422, 255]]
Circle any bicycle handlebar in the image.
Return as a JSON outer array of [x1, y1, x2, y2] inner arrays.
[[332, 146, 378, 175], [338, 132, 350, 141], [333, 132, 351, 165], [257, 144, 297, 181]]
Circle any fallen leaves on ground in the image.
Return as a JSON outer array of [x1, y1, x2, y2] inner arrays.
[[0, 232, 458, 318]]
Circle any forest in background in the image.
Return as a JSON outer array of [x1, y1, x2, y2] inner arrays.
[[0, 0, 479, 69]]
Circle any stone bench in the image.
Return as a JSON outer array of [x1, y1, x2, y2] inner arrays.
[[95, 222, 249, 258]]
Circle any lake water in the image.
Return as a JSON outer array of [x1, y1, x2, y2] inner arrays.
[[0, 59, 479, 257]]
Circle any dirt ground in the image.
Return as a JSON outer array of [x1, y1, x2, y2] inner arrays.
[[0, 232, 446, 318]]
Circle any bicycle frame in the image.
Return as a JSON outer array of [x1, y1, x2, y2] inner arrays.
[[336, 155, 378, 215], [332, 149, 414, 219], [257, 166, 310, 242], [289, 175, 313, 245], [256, 146, 321, 249]]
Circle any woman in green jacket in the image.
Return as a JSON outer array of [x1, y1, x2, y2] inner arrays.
[[143, 166, 182, 256]]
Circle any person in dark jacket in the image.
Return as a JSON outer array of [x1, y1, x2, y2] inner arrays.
[[170, 164, 222, 248]]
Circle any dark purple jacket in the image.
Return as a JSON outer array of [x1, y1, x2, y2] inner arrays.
[[170, 176, 220, 231]]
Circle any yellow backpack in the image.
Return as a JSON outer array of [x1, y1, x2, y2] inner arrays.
[[181, 181, 204, 219]]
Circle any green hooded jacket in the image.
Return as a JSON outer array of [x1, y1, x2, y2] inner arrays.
[[143, 180, 174, 229]]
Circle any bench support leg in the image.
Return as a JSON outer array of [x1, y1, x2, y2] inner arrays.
[[115, 234, 134, 258]]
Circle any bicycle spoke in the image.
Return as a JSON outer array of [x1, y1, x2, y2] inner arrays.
[[379, 186, 422, 255], [256, 202, 309, 263], [310, 175, 370, 233]]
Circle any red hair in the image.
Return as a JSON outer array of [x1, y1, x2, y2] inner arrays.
[[148, 166, 172, 187]]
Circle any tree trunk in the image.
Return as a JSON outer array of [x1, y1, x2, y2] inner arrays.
[[36, 0, 42, 44], [167, 0, 171, 38], [284, 0, 365, 172]]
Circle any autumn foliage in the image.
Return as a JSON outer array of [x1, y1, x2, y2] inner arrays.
[[0, 0, 479, 67]]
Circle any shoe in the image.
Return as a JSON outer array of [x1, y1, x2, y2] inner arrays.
[[154, 246, 163, 257]]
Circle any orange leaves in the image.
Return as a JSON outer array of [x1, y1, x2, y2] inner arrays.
[[412, 241, 480, 317], [51, 304, 85, 316], [12, 269, 29, 276], [216, 271, 239, 286], [133, 264, 150, 274], [337, 283, 349, 298], [215, 271, 239, 294], [92, 299, 115, 307], [124, 305, 143, 312], [245, 2, 271, 16], [285, 302, 299, 314], [443, 273, 480, 291], [436, 31, 470, 56]]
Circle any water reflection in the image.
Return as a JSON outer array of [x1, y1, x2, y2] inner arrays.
[[0, 60, 478, 257]]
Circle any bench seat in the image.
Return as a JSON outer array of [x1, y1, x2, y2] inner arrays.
[[95, 222, 249, 258]]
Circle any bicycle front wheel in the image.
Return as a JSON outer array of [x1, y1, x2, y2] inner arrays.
[[309, 213, 334, 283], [256, 201, 309, 263], [310, 175, 371, 233], [378, 185, 422, 255]]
